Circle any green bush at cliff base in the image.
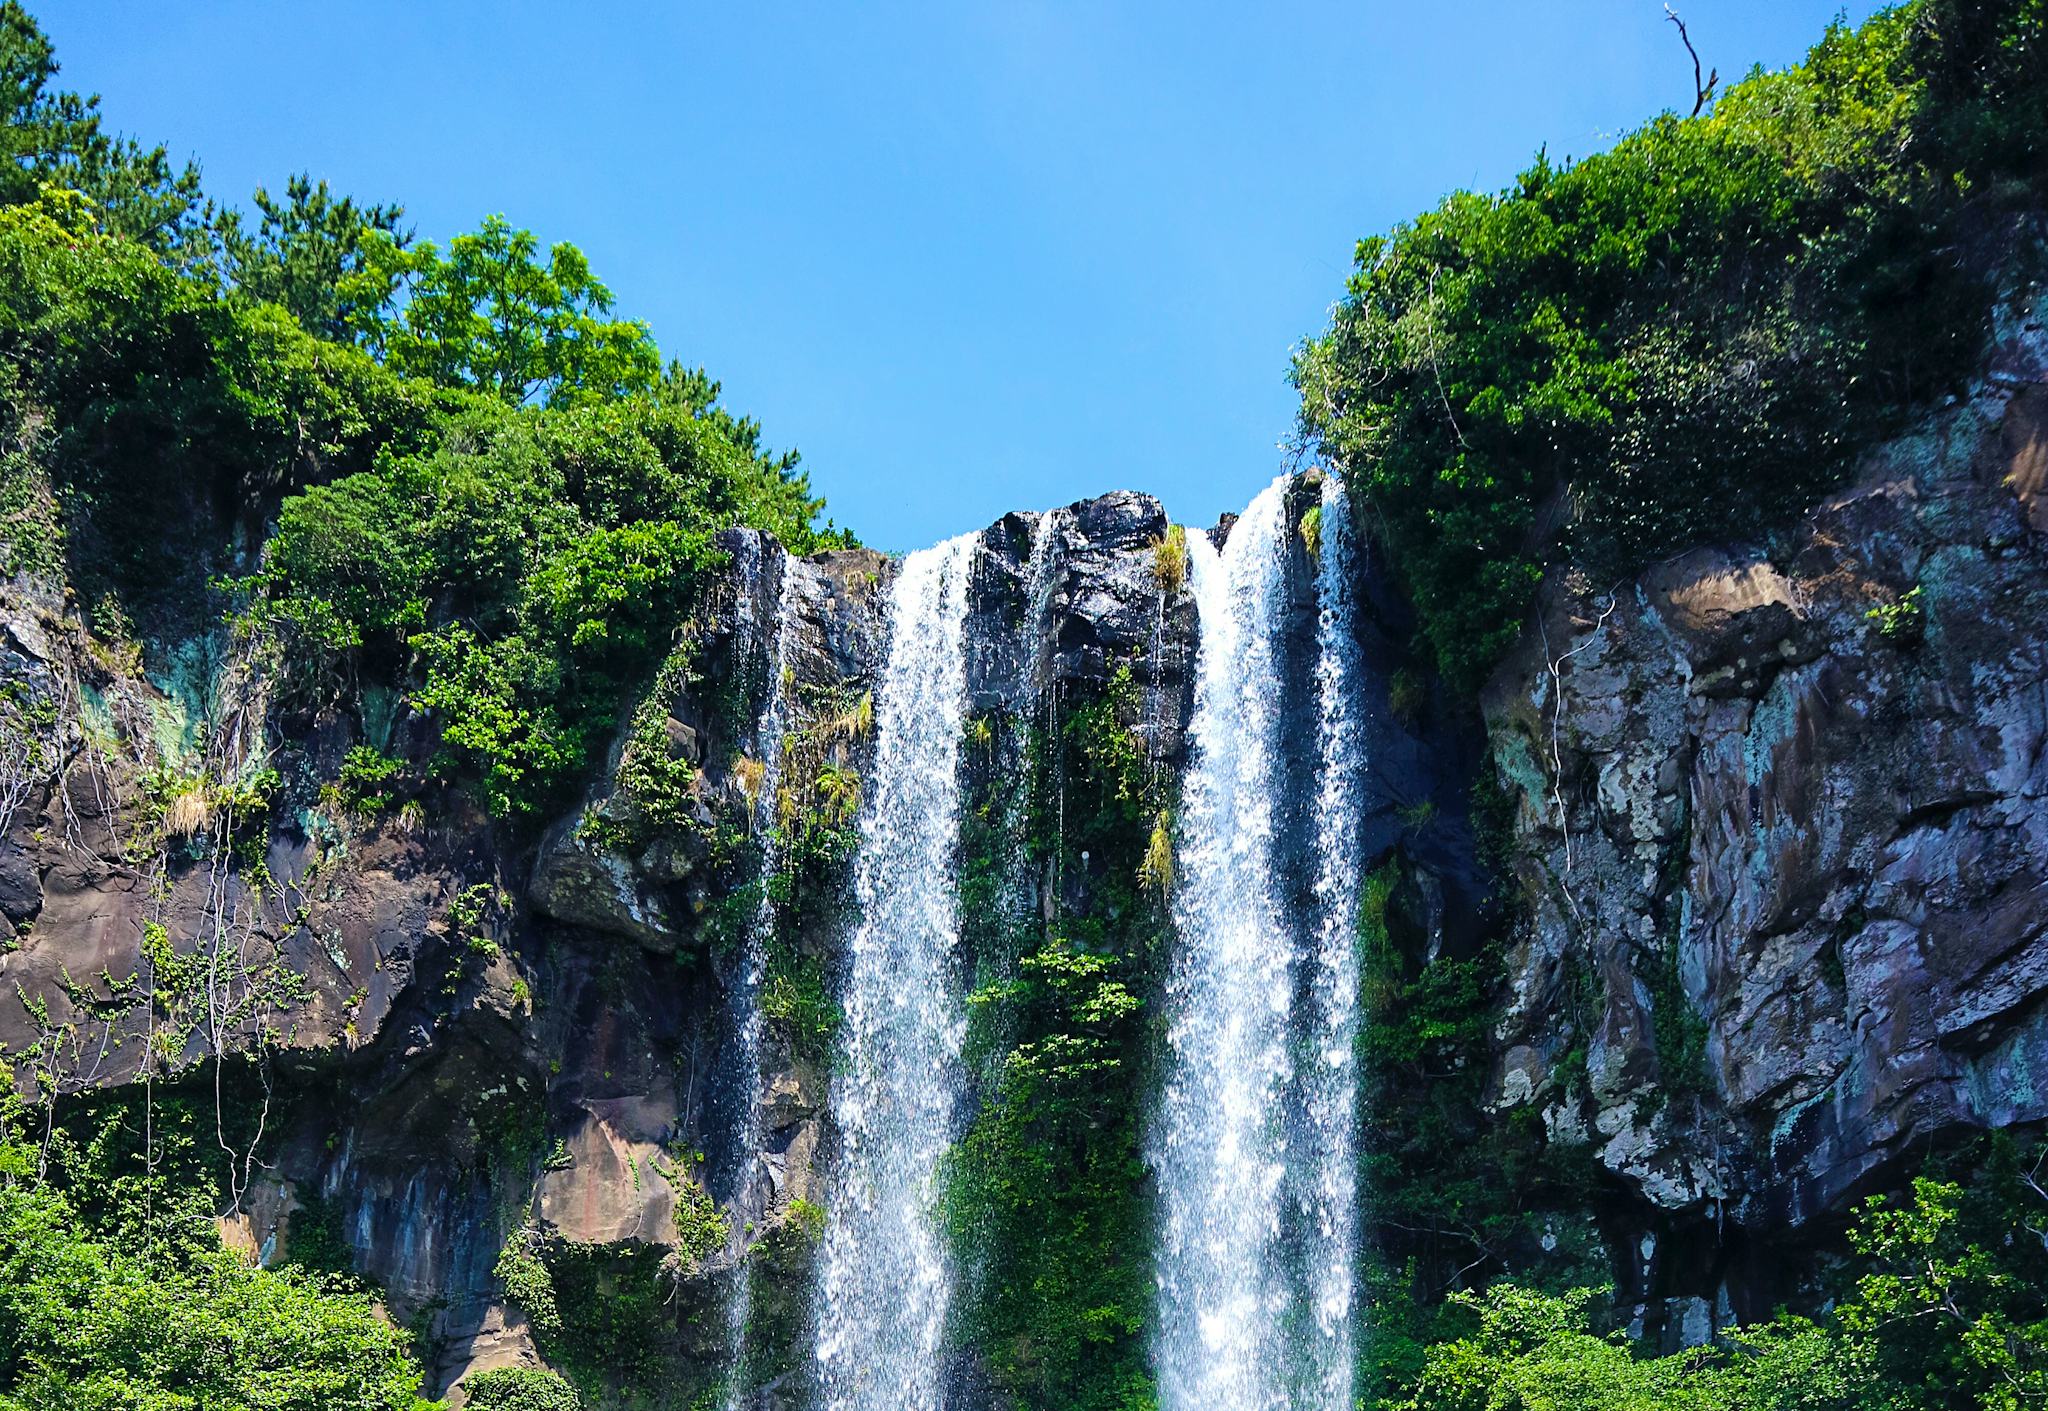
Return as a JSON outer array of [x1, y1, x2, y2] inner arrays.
[[1388, 1142, 2048, 1411], [1296, 0, 2047, 692], [1354, 856, 1608, 1401], [0, 1072, 439, 1410], [460, 1366, 581, 1411]]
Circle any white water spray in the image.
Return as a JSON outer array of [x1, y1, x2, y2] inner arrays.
[[1153, 471, 1369, 1410], [1299, 473, 1367, 1410], [1153, 476, 1298, 1411], [722, 547, 804, 1411], [813, 532, 980, 1411]]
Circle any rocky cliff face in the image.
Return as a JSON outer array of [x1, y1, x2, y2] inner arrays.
[[0, 489, 1210, 1403], [4, 305, 2047, 1398], [0, 512, 901, 1397], [1480, 299, 2048, 1341]]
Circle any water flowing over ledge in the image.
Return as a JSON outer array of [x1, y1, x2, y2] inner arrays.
[[722, 544, 806, 1411], [1153, 476, 1299, 1410], [1300, 474, 1367, 1410], [813, 532, 981, 1411], [1152, 472, 1369, 1410]]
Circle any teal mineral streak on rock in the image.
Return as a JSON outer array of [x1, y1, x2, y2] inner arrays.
[[1966, 1009, 2046, 1121], [1493, 730, 1551, 819], [1743, 676, 1801, 793], [74, 677, 118, 753], [1769, 1084, 1830, 1156], [359, 683, 401, 752], [143, 633, 217, 764]]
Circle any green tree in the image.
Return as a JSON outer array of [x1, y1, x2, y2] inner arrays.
[[0, 1072, 439, 1411], [0, 1, 205, 257], [1379, 1151, 2048, 1411], [1841, 1175, 2048, 1408], [1295, 0, 2042, 692], [216, 172, 411, 340], [381, 214, 661, 406]]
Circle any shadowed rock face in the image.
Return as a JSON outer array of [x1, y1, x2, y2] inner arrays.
[[4, 304, 2048, 1397], [1481, 300, 2048, 1335]]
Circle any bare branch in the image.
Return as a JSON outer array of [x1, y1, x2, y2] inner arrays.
[[1664, 5, 1720, 117]]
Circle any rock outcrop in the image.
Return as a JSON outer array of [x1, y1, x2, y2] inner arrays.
[[1481, 299, 2048, 1333]]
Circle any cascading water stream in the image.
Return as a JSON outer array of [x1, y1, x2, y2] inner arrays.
[[813, 532, 980, 1411], [1298, 473, 1367, 1410], [1153, 476, 1298, 1411], [1022, 506, 1068, 699], [1153, 471, 1369, 1411], [1021, 507, 1069, 911], [721, 548, 804, 1411]]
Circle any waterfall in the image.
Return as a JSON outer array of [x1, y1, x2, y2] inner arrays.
[[1153, 475, 1298, 1411], [1022, 506, 1068, 699], [814, 532, 980, 1411], [1299, 474, 1366, 1410], [722, 547, 804, 1411], [1152, 471, 1367, 1410], [1021, 507, 1068, 914]]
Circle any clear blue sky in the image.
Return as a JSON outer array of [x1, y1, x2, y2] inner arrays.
[[41, 1, 1877, 551]]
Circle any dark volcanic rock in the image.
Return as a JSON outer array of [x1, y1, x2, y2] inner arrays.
[[1481, 298, 2048, 1336]]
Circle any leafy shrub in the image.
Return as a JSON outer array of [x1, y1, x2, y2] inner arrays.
[[784, 1196, 827, 1243], [669, 1175, 729, 1274], [1387, 667, 1428, 727], [254, 399, 845, 819], [332, 744, 404, 812], [0, 1073, 434, 1410], [1866, 583, 1926, 642], [495, 1230, 562, 1338], [1296, 0, 2046, 691], [1388, 1154, 2048, 1411], [461, 1367, 581, 1411], [1149, 523, 1188, 595]]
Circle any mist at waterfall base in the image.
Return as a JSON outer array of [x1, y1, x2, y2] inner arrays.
[[721, 473, 1370, 1409]]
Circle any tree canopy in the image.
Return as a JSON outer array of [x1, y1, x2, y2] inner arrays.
[[1296, 0, 2047, 691]]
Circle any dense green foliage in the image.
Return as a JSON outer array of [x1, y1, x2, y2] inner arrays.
[[1297, 0, 2047, 690], [944, 663, 1170, 1411], [0, 192, 449, 629], [461, 1367, 583, 1411], [213, 173, 412, 343], [0, 1072, 437, 1410], [0, 5, 849, 824], [527, 1243, 721, 1411], [1351, 853, 1609, 1401], [251, 395, 839, 817], [1385, 1143, 2048, 1411], [0, 1, 205, 256]]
